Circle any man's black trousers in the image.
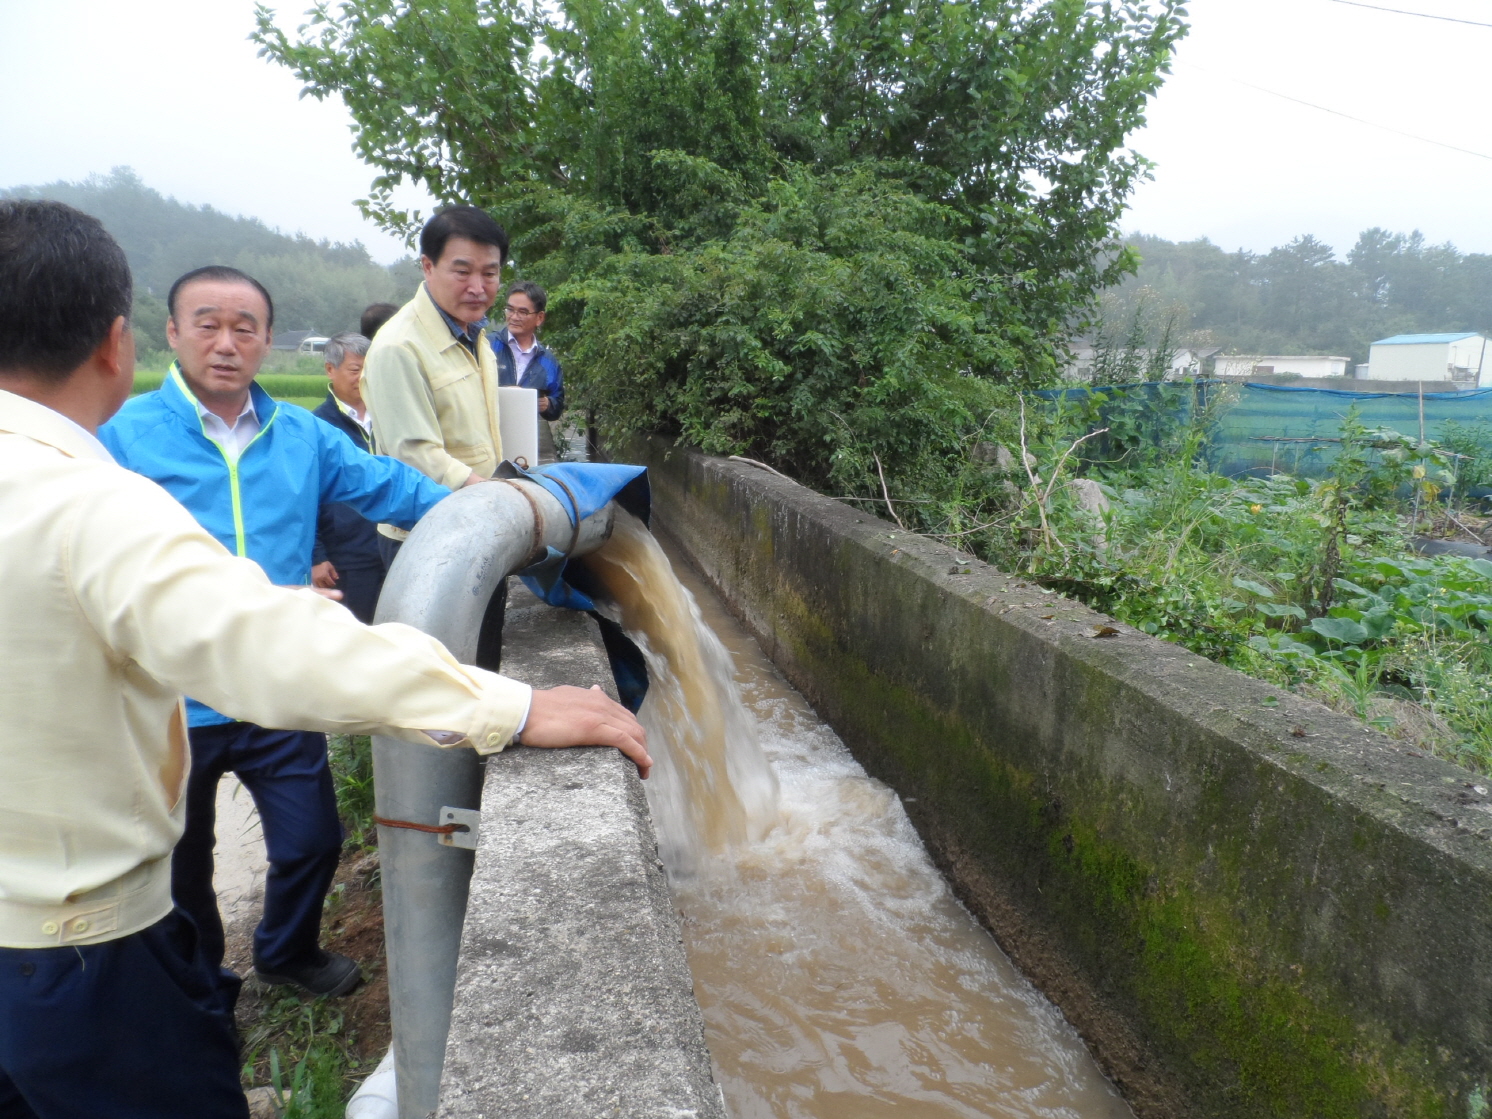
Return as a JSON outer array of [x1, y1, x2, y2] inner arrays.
[[173, 723, 344, 990], [0, 910, 248, 1118]]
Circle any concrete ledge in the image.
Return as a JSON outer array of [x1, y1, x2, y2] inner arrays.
[[438, 593, 724, 1119], [636, 440, 1492, 1119]]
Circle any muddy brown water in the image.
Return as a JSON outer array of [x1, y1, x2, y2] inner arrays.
[[584, 514, 1132, 1119]]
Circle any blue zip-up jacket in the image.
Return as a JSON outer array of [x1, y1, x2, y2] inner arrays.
[[492, 327, 565, 420], [100, 366, 451, 727]]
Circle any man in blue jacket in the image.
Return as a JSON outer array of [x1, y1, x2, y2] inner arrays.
[[101, 266, 451, 1002], [310, 331, 386, 624], [492, 280, 564, 421]]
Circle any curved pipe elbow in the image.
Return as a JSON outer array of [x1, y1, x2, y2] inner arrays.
[[374, 478, 613, 661]]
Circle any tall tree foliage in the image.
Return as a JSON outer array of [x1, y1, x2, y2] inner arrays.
[[256, 0, 1186, 488]]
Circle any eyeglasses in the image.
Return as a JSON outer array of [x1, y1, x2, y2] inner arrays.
[[504, 305, 537, 318]]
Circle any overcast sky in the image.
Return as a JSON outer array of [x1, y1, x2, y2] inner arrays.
[[3, 0, 1492, 263]]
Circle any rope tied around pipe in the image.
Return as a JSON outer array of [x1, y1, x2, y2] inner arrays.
[[374, 814, 467, 836], [499, 471, 585, 562]]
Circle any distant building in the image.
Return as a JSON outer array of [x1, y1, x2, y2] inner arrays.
[[1166, 346, 1223, 380], [270, 330, 331, 354], [1063, 343, 1220, 382], [1212, 354, 1351, 379], [1362, 333, 1489, 386]]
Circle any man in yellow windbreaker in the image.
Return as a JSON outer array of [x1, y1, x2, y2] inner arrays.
[[361, 205, 512, 670]]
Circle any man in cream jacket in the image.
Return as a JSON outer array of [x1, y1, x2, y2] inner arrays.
[[361, 205, 512, 670], [0, 199, 649, 1119]]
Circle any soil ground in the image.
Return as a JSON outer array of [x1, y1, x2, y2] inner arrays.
[[1425, 507, 1492, 546], [215, 779, 390, 1097]]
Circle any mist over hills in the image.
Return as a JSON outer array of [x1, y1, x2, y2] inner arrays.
[[8, 168, 1488, 373], [1106, 230, 1492, 367], [2, 168, 420, 349]]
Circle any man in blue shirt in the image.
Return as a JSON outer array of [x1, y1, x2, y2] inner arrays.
[[101, 266, 451, 1002], [492, 280, 564, 421]]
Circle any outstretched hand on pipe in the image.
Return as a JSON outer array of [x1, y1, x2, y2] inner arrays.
[[520, 684, 652, 779]]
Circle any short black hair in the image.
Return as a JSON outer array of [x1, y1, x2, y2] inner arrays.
[[506, 280, 547, 315], [360, 302, 398, 339], [419, 206, 509, 267], [0, 199, 133, 381], [167, 266, 275, 331]]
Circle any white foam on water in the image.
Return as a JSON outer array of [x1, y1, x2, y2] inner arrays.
[[583, 517, 1132, 1119]]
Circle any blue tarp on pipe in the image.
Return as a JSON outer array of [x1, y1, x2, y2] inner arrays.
[[496, 459, 654, 711]]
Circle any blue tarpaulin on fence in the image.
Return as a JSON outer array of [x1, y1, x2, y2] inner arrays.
[[1036, 381, 1492, 478]]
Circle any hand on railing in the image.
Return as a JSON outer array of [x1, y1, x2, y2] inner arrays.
[[520, 684, 652, 780]]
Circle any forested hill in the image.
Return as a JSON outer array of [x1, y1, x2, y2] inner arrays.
[[13, 169, 1486, 374], [1, 168, 420, 349], [1106, 230, 1492, 367]]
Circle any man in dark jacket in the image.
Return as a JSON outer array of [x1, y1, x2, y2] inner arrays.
[[492, 280, 564, 421], [311, 331, 387, 623]]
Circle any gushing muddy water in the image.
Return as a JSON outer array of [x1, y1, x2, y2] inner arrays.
[[585, 514, 1132, 1119]]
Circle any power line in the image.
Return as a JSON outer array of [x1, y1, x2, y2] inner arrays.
[[1231, 78, 1492, 162], [1325, 0, 1492, 28]]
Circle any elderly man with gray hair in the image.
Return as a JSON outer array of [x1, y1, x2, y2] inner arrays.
[[311, 330, 388, 623]]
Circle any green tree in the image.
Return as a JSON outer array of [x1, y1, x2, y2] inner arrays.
[[254, 0, 1187, 490], [1255, 235, 1356, 351]]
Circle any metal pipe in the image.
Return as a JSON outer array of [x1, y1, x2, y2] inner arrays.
[[370, 478, 614, 1119]]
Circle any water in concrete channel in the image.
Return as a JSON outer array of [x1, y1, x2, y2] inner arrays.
[[583, 514, 1132, 1119]]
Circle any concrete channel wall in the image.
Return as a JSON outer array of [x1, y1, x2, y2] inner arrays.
[[636, 441, 1492, 1119], [438, 589, 725, 1119]]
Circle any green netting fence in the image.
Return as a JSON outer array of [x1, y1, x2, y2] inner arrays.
[[1036, 381, 1492, 479]]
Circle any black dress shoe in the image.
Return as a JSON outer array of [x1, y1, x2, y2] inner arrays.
[[254, 950, 363, 997]]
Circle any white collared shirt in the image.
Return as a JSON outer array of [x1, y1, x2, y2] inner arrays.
[[0, 387, 533, 947], [507, 333, 539, 378], [333, 393, 374, 441], [196, 395, 261, 460]]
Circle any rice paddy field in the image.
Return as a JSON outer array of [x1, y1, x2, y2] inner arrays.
[[131, 352, 329, 412]]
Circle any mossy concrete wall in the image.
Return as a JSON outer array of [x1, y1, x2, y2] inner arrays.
[[636, 441, 1492, 1119]]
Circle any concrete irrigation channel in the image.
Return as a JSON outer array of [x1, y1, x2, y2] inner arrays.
[[415, 442, 1492, 1119]]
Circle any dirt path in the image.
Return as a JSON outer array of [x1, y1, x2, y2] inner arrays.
[[214, 776, 269, 961]]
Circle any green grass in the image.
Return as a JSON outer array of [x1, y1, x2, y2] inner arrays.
[[978, 397, 1492, 772], [129, 371, 328, 412], [131, 346, 331, 402], [281, 397, 327, 412], [244, 995, 357, 1119], [328, 735, 376, 850], [135, 349, 328, 377]]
